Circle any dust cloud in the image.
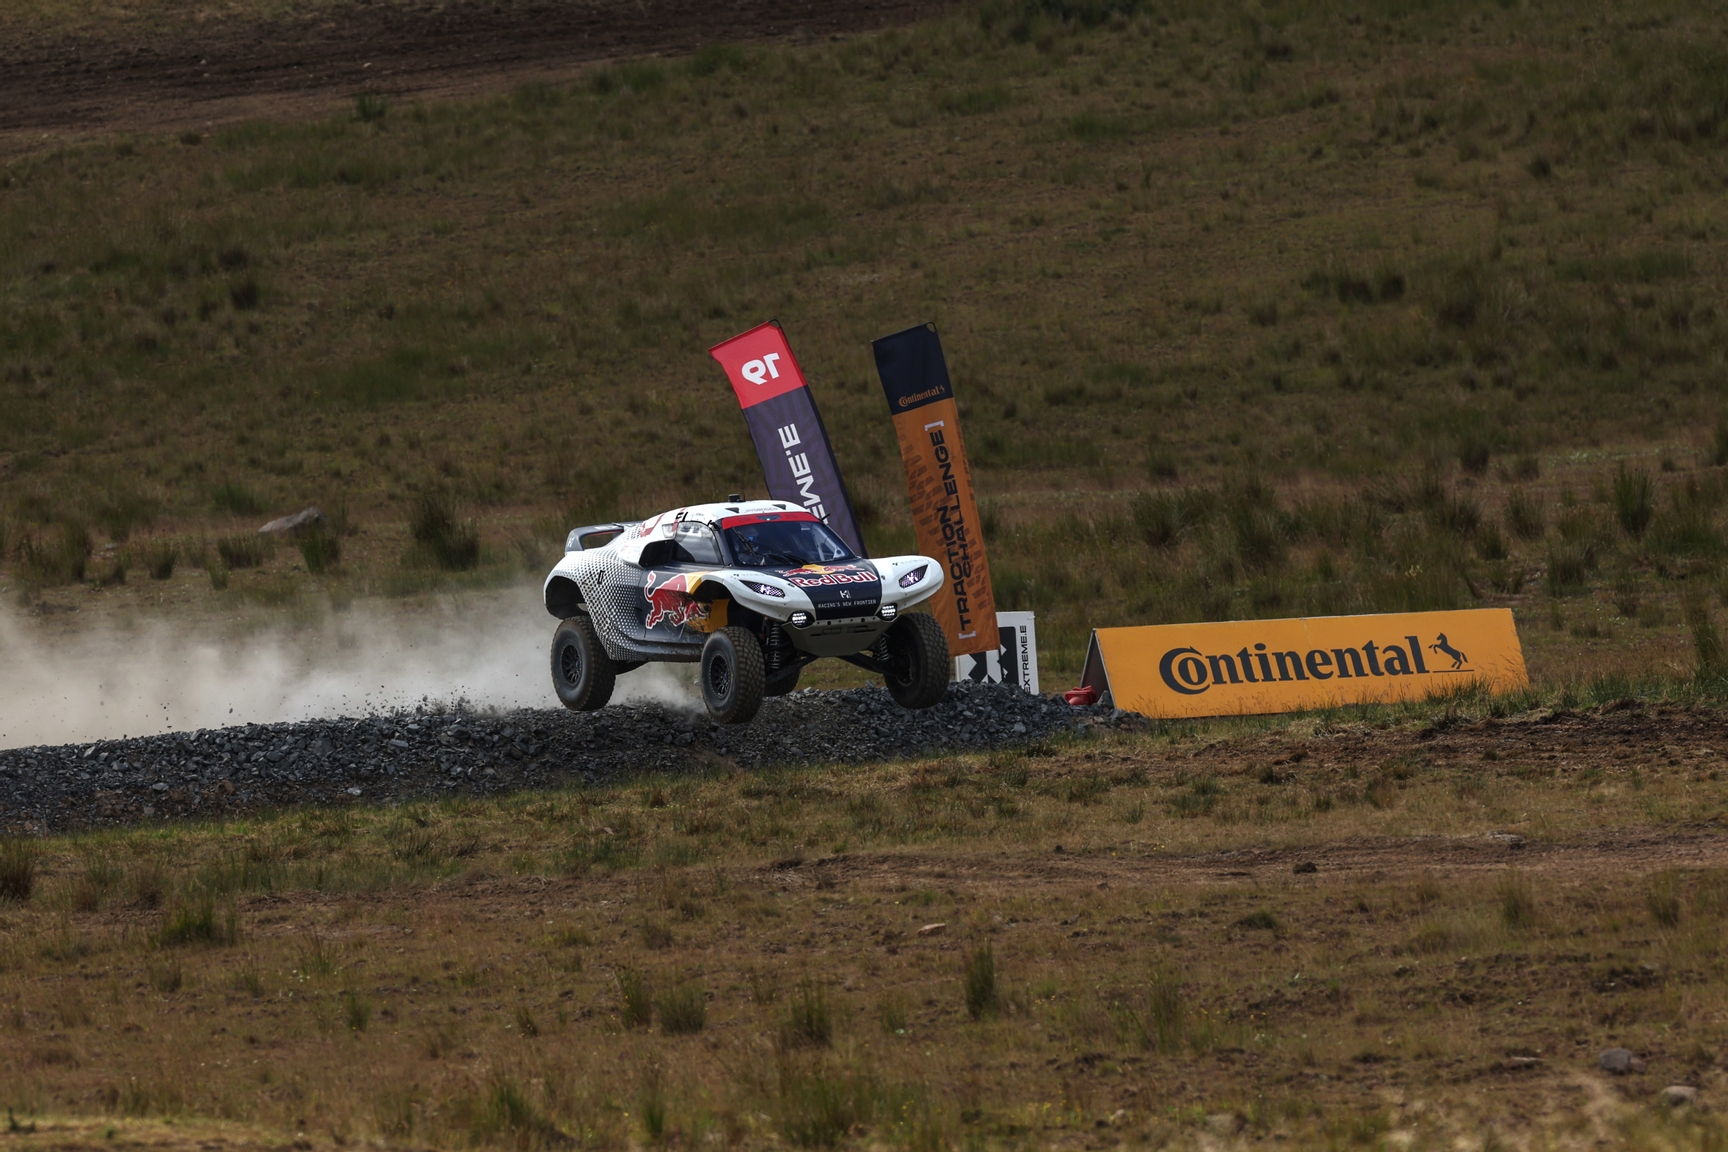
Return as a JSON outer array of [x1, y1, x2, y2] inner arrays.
[[0, 587, 699, 749]]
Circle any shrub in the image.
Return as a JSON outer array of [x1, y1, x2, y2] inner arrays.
[[639, 1069, 666, 1141], [1122, 965, 1185, 1053], [298, 530, 340, 574], [1131, 489, 1209, 548], [216, 536, 267, 569], [1613, 465, 1655, 537], [159, 894, 240, 946], [1646, 870, 1682, 929], [0, 839, 37, 902], [454, 1079, 567, 1148], [411, 491, 481, 571], [1430, 491, 1481, 537], [20, 523, 91, 586], [777, 1064, 884, 1149], [963, 944, 998, 1020], [345, 991, 374, 1032], [617, 968, 653, 1029], [1694, 615, 1723, 673], [211, 483, 264, 516], [657, 981, 707, 1035], [130, 857, 165, 908], [355, 92, 389, 122], [146, 542, 177, 580], [1476, 521, 1509, 561], [95, 487, 158, 542], [1505, 488, 1545, 541], [1611, 571, 1641, 618], [1546, 543, 1593, 596], [1498, 872, 1536, 930], [782, 977, 833, 1048]]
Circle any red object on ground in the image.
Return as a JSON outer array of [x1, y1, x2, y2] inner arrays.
[[1063, 686, 1098, 707]]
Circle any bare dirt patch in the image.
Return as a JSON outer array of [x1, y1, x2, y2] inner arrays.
[[1, 0, 955, 142]]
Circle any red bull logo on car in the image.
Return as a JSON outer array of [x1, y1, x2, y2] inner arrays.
[[783, 564, 878, 589], [643, 572, 710, 629]]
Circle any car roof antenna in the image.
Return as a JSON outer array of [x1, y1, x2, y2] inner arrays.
[[727, 493, 743, 502]]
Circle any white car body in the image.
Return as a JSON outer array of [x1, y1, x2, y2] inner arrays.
[[543, 500, 944, 677]]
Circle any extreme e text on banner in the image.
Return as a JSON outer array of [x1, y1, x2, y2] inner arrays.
[[871, 322, 997, 657], [710, 321, 868, 557], [1079, 609, 1528, 718]]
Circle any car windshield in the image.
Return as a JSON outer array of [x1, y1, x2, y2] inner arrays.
[[723, 519, 855, 568]]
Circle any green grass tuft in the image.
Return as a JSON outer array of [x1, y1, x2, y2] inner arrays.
[[657, 980, 707, 1035], [0, 839, 37, 903], [410, 491, 480, 571], [963, 943, 998, 1020]]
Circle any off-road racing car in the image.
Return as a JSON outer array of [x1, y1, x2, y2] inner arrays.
[[542, 500, 950, 723]]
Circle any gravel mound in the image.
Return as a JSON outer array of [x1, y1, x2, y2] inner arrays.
[[0, 682, 1134, 832]]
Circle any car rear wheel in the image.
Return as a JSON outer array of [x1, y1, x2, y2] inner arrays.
[[551, 615, 616, 712], [701, 626, 766, 724], [881, 613, 950, 709]]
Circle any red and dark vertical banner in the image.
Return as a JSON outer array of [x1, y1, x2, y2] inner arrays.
[[871, 322, 997, 657], [709, 321, 867, 557]]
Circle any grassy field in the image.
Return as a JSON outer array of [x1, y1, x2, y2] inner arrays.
[[1, 694, 1725, 1150], [2, 0, 1727, 680]]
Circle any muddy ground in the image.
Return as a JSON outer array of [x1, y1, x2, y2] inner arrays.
[[1, 0, 956, 145]]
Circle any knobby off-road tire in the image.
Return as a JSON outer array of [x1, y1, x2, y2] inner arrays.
[[551, 615, 616, 712], [882, 612, 950, 709], [701, 625, 766, 724]]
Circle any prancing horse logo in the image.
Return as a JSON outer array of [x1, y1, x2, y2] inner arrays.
[[1429, 633, 1468, 670]]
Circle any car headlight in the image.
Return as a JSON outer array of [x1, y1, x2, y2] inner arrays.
[[744, 581, 785, 598], [789, 611, 812, 628], [898, 565, 928, 588], [878, 603, 897, 620]]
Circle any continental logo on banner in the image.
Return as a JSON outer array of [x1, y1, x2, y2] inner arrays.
[[872, 323, 996, 657], [1079, 609, 1527, 718]]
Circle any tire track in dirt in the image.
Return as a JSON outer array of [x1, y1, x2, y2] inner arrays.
[[2, 0, 957, 145], [764, 825, 1728, 895]]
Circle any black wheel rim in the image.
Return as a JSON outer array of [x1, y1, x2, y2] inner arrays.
[[559, 642, 583, 686], [707, 652, 732, 700]]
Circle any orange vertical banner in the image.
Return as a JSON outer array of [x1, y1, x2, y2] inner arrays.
[[871, 323, 996, 656]]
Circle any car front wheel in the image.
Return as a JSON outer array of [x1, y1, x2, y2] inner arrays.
[[551, 615, 616, 712], [881, 612, 950, 709], [700, 626, 766, 724]]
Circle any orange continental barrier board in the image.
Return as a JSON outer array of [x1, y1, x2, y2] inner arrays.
[[1079, 609, 1527, 718]]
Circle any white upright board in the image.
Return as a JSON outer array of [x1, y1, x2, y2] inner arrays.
[[954, 611, 1039, 694]]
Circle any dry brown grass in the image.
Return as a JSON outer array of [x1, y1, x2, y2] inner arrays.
[[0, 706, 1725, 1149], [3, 0, 1728, 682]]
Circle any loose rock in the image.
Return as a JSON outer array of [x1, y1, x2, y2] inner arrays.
[[1600, 1048, 1647, 1074], [1662, 1085, 1699, 1107], [0, 681, 1133, 832], [257, 507, 327, 536]]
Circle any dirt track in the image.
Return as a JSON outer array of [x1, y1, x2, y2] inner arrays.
[[1, 0, 956, 144], [776, 825, 1728, 893]]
